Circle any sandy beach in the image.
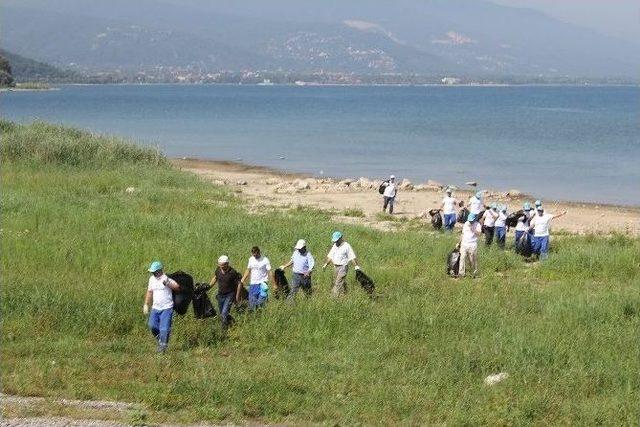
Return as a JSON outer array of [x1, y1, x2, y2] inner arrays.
[[173, 158, 640, 236]]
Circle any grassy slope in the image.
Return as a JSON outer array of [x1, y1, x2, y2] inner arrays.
[[1, 121, 639, 425]]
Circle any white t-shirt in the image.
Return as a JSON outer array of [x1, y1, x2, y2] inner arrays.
[[248, 256, 271, 284], [515, 210, 533, 231], [461, 221, 482, 247], [530, 213, 553, 237], [442, 196, 457, 215], [147, 274, 174, 311], [383, 182, 397, 198], [495, 211, 507, 228], [327, 242, 356, 266], [483, 210, 498, 227], [469, 196, 483, 214]]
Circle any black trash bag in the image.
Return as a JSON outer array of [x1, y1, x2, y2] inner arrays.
[[355, 269, 375, 295], [273, 268, 290, 299], [429, 209, 443, 230], [192, 283, 216, 319], [506, 210, 524, 228], [446, 249, 461, 276], [516, 233, 533, 257], [457, 208, 470, 224], [168, 271, 194, 316], [378, 180, 389, 195]]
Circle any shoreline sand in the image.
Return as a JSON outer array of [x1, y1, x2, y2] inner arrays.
[[172, 158, 640, 236]]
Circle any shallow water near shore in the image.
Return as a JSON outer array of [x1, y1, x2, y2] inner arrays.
[[2, 84, 638, 205]]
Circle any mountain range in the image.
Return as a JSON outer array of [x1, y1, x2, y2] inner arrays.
[[2, 0, 639, 77]]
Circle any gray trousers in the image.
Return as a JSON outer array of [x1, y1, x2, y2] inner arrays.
[[332, 264, 348, 296]]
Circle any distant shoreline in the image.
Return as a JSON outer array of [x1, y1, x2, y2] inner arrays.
[[16, 82, 640, 88]]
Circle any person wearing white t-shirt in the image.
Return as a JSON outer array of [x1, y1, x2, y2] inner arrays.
[[469, 191, 484, 215], [382, 175, 397, 214], [458, 213, 482, 277], [494, 205, 508, 249], [481, 203, 500, 246], [143, 261, 180, 353], [322, 231, 360, 296], [441, 188, 457, 231], [241, 246, 274, 310], [514, 202, 534, 246], [529, 206, 567, 260]]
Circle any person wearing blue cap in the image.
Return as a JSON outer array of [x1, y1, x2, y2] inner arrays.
[[529, 205, 567, 260], [515, 202, 534, 245], [459, 213, 482, 277], [468, 191, 484, 215], [322, 231, 360, 296], [481, 203, 500, 246], [144, 261, 180, 353], [494, 205, 508, 249]]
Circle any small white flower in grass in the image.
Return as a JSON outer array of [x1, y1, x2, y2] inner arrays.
[[484, 372, 509, 386], [125, 187, 136, 194]]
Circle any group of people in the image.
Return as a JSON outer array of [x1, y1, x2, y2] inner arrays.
[[143, 231, 360, 353]]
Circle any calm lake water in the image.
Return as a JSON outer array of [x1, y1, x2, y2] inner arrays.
[[2, 84, 639, 205]]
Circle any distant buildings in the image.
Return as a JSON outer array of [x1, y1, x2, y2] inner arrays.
[[441, 77, 461, 85]]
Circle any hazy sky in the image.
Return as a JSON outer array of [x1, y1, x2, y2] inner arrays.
[[491, 0, 640, 42]]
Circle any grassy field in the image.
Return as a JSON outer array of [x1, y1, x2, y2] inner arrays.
[[1, 121, 639, 425]]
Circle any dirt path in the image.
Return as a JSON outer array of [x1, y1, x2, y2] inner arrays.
[[173, 159, 640, 236]]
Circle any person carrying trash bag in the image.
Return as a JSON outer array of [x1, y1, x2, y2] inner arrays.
[[279, 239, 315, 300], [529, 205, 567, 260], [322, 231, 360, 296], [143, 261, 181, 353], [468, 191, 484, 216], [381, 175, 398, 214], [441, 188, 458, 232], [458, 213, 482, 278], [241, 246, 274, 310], [494, 205, 508, 249], [209, 255, 243, 331], [515, 202, 534, 246], [482, 203, 500, 246]]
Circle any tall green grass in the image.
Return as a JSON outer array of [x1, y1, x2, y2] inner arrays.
[[1, 122, 639, 425]]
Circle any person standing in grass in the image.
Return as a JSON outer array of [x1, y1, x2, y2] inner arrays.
[[458, 213, 482, 278], [209, 255, 243, 330], [143, 261, 180, 353], [529, 205, 567, 260], [241, 246, 274, 310], [441, 188, 457, 232], [280, 239, 315, 300], [322, 231, 360, 296], [469, 191, 484, 216], [381, 175, 397, 214], [494, 205, 508, 249], [481, 203, 500, 245], [515, 202, 534, 245]]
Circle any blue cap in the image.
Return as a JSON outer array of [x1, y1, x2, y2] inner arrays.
[[523, 202, 531, 210], [535, 200, 542, 207], [332, 231, 343, 242], [490, 202, 498, 209], [468, 213, 477, 222], [148, 261, 163, 273], [475, 191, 483, 198]]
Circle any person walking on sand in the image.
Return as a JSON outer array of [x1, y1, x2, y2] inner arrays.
[[482, 203, 500, 246], [143, 261, 180, 353], [209, 255, 243, 331], [469, 191, 484, 215], [529, 205, 567, 260], [241, 246, 274, 310], [494, 205, 508, 249], [322, 231, 360, 296], [280, 239, 315, 300], [441, 188, 457, 232], [515, 202, 534, 245], [381, 175, 397, 214], [458, 213, 482, 278]]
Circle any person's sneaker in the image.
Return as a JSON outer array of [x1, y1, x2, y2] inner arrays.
[[156, 343, 167, 354]]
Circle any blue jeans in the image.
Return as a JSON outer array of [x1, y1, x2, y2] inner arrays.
[[289, 272, 312, 300], [148, 308, 173, 348], [495, 226, 506, 248], [444, 213, 456, 231], [515, 230, 526, 246], [531, 235, 550, 259], [216, 292, 235, 327], [383, 196, 395, 214], [248, 283, 268, 310]]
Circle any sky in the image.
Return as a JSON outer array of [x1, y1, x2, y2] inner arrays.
[[491, 0, 640, 43]]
